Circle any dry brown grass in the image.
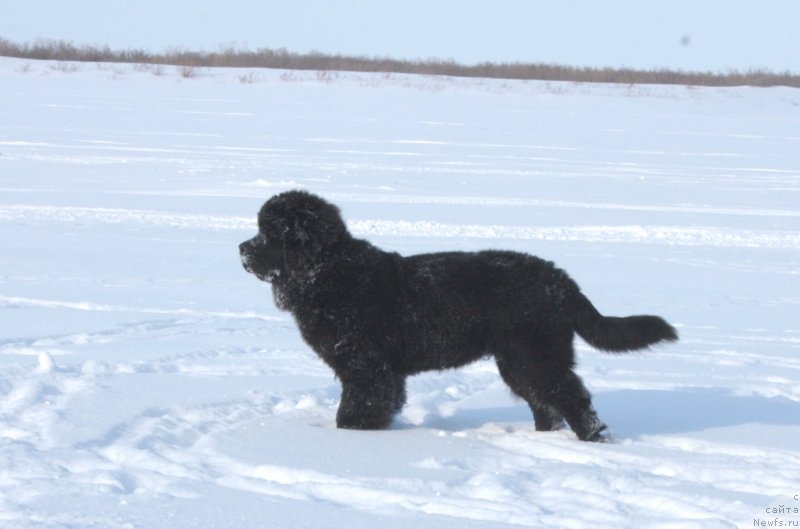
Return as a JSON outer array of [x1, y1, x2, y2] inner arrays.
[[2, 37, 798, 88]]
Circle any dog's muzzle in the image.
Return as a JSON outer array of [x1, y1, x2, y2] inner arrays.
[[239, 240, 256, 274], [239, 236, 281, 281]]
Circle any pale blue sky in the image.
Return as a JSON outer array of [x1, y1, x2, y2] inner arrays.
[[2, 0, 798, 72]]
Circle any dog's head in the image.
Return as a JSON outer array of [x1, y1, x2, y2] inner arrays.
[[239, 190, 349, 282]]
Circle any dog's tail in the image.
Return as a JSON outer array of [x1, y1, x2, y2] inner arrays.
[[572, 291, 678, 353]]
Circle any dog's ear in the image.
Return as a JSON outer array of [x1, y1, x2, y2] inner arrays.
[[282, 200, 348, 272]]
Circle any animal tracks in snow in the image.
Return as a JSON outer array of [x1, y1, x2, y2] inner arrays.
[[1, 311, 793, 527], [2, 204, 798, 249]]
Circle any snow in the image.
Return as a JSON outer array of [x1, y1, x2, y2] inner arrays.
[[1, 58, 799, 528]]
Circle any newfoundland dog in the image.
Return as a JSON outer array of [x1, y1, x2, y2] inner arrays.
[[240, 190, 677, 442]]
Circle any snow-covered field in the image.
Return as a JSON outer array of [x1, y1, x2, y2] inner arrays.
[[1, 58, 799, 528]]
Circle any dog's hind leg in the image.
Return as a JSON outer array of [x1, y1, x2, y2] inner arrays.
[[496, 341, 608, 442], [541, 369, 609, 442], [495, 354, 565, 432], [531, 403, 564, 432]]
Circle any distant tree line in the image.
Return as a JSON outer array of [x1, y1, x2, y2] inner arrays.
[[1, 37, 798, 88]]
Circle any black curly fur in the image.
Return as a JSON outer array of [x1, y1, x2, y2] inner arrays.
[[240, 190, 678, 441]]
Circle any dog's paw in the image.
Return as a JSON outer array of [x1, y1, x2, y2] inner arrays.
[[585, 425, 614, 443]]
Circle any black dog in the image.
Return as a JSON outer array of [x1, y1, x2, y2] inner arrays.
[[240, 190, 677, 441]]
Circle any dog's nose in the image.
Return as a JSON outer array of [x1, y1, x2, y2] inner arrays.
[[239, 240, 252, 254]]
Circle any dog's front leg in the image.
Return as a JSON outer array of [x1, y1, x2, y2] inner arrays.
[[336, 375, 401, 430]]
